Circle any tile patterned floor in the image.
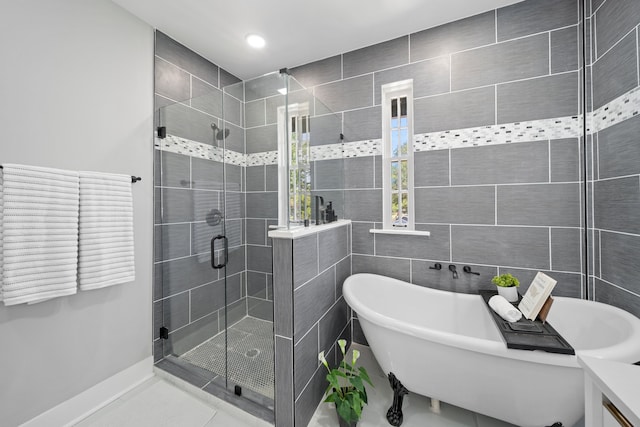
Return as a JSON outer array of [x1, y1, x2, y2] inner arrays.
[[308, 344, 517, 427], [76, 344, 532, 427], [73, 378, 216, 427], [73, 376, 270, 427]]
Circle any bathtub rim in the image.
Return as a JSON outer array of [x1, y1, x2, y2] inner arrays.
[[344, 273, 640, 368]]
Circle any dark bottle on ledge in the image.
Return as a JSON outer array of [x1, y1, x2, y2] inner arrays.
[[325, 202, 337, 223]]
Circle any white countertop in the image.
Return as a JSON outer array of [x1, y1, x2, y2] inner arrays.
[[578, 355, 640, 426], [267, 219, 351, 239]]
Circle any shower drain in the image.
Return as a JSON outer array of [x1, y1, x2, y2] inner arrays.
[[245, 349, 260, 358]]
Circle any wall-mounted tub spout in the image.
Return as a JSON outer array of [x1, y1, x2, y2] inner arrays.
[[448, 264, 458, 279], [428, 263, 442, 270], [463, 266, 480, 276]]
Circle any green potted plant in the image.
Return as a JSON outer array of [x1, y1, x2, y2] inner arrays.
[[319, 340, 374, 427], [492, 273, 520, 302]]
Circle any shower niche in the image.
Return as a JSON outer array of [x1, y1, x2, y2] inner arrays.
[[153, 69, 344, 420]]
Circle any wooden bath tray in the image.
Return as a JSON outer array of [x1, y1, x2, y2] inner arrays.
[[479, 290, 575, 355]]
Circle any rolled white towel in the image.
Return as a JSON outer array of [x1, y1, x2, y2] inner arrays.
[[489, 295, 523, 323]]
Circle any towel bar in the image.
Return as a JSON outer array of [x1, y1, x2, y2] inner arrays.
[[0, 166, 141, 184]]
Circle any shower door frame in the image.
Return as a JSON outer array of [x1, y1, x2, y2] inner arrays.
[[153, 92, 275, 422]]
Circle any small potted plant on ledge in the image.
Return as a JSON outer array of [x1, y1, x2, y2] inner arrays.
[[492, 273, 520, 302], [319, 340, 374, 427]]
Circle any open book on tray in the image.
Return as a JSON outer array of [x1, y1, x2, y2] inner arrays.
[[518, 272, 557, 320]]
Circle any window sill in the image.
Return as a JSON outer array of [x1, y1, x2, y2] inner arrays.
[[369, 228, 430, 237]]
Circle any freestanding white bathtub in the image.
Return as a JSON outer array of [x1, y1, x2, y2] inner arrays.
[[343, 273, 640, 427]]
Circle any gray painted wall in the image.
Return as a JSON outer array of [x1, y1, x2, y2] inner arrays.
[[0, 1, 154, 425], [587, 0, 640, 317]]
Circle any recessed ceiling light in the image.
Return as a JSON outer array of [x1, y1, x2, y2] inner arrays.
[[246, 34, 266, 49]]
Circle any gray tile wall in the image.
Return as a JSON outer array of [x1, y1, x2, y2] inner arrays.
[[244, 70, 345, 243], [154, 32, 250, 363], [154, 150, 248, 358], [591, 31, 637, 110], [271, 222, 352, 427], [288, 0, 588, 351], [293, 1, 580, 132], [152, 1, 640, 423], [496, 0, 578, 41], [337, 138, 583, 312], [588, 0, 640, 318], [242, 72, 305, 327]]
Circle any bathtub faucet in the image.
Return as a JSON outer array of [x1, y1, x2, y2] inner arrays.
[[463, 265, 480, 276], [448, 264, 458, 279]]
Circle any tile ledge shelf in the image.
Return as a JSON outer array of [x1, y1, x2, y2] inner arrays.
[[369, 228, 431, 237], [268, 219, 351, 239]]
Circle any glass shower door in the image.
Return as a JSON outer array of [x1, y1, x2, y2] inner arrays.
[[154, 80, 274, 418], [221, 78, 275, 409], [155, 69, 348, 420], [155, 97, 229, 387]]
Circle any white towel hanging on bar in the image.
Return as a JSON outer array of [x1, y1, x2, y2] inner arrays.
[[78, 171, 135, 290], [0, 164, 79, 306]]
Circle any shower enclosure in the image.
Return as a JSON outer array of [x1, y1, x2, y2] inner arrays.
[[153, 70, 344, 420]]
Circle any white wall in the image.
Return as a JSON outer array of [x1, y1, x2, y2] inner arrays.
[[0, 0, 154, 425]]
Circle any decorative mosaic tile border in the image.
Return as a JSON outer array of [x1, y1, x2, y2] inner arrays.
[[413, 115, 582, 152], [336, 140, 382, 159], [246, 151, 278, 166], [590, 85, 640, 133], [156, 135, 245, 166], [157, 116, 581, 166], [157, 85, 640, 166], [221, 148, 245, 167]]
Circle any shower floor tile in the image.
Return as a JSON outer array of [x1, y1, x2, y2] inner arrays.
[[180, 316, 275, 400]]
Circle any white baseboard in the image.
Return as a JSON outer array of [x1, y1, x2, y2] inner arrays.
[[20, 356, 154, 427]]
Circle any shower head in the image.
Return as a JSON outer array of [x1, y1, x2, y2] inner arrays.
[[211, 123, 230, 140]]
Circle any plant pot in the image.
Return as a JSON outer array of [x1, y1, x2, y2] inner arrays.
[[336, 410, 358, 427], [497, 285, 519, 302], [335, 406, 358, 427], [334, 387, 359, 427]]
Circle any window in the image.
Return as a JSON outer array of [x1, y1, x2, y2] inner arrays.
[[381, 80, 415, 230], [288, 113, 311, 223], [278, 103, 311, 226]]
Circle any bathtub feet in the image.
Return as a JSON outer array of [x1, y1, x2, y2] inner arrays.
[[386, 373, 409, 426]]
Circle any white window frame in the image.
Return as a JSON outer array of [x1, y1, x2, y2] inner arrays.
[[381, 79, 415, 231], [277, 102, 310, 227]]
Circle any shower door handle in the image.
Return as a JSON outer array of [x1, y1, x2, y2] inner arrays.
[[211, 234, 228, 269]]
